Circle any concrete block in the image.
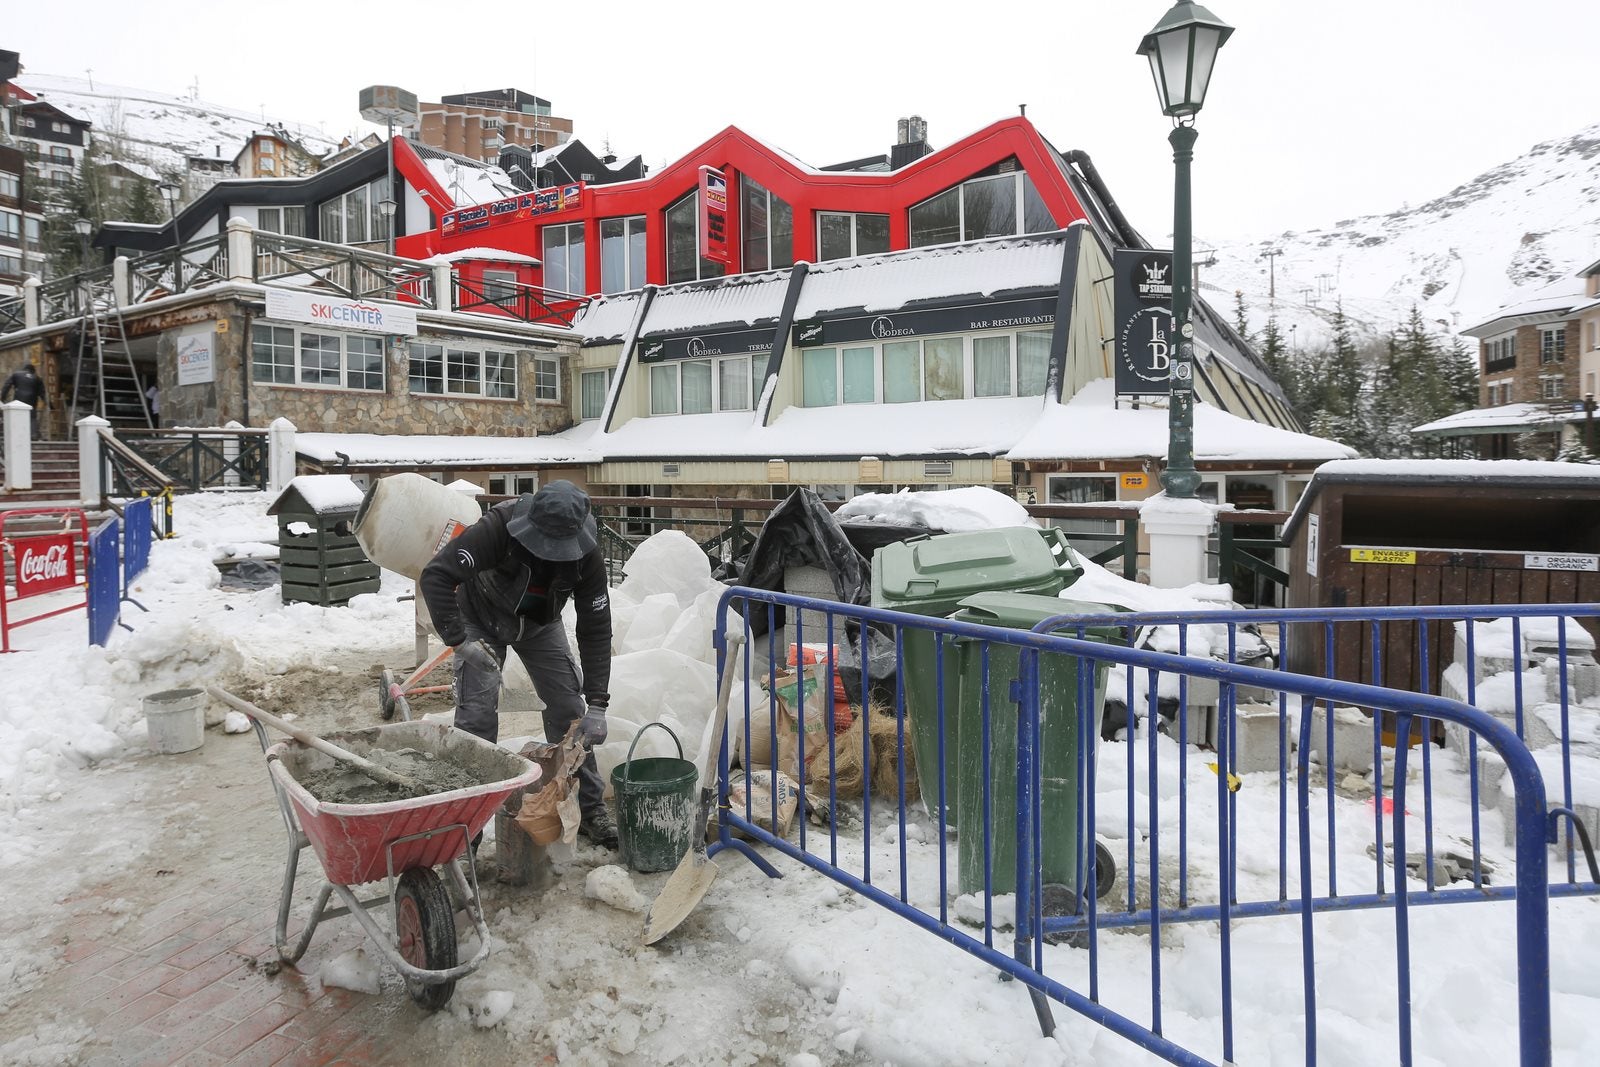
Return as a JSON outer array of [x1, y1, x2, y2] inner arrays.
[[1305, 704, 1375, 774], [1229, 701, 1293, 774], [1158, 699, 1213, 746]]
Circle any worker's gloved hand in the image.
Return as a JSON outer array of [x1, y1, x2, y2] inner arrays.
[[453, 639, 502, 675], [580, 704, 609, 747]]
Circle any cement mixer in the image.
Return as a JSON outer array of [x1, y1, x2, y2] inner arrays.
[[355, 473, 485, 720]]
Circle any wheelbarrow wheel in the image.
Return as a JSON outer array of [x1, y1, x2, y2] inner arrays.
[[379, 669, 397, 721], [395, 867, 456, 1010]]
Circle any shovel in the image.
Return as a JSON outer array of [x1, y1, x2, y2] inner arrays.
[[207, 685, 423, 792], [642, 633, 743, 945]]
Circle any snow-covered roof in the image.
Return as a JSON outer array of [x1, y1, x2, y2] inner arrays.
[[570, 291, 645, 346], [418, 153, 519, 207], [1462, 283, 1592, 336], [835, 486, 1035, 532], [560, 395, 1044, 460], [1005, 379, 1355, 463], [639, 270, 790, 335], [796, 232, 1066, 318], [296, 432, 596, 468], [426, 247, 542, 266], [1412, 402, 1580, 436], [267, 474, 366, 515]]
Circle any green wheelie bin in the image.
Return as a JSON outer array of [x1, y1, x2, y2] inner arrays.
[[870, 528, 1082, 828], [949, 591, 1123, 897]]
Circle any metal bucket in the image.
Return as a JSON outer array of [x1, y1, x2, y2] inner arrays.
[[144, 688, 206, 754], [609, 722, 698, 874]]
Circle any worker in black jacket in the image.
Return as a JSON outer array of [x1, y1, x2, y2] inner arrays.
[[419, 480, 616, 849], [1, 363, 46, 441]]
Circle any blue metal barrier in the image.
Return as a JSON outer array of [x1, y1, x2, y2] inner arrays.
[[708, 589, 1598, 1067], [86, 517, 121, 646], [121, 496, 153, 613]]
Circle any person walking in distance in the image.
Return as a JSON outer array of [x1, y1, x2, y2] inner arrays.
[[419, 480, 618, 849], [1, 362, 47, 441], [144, 380, 161, 428]]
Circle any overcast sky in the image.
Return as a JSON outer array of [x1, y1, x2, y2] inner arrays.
[[13, 0, 1596, 240]]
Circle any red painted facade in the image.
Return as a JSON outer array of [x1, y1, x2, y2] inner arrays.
[[394, 117, 1092, 297]]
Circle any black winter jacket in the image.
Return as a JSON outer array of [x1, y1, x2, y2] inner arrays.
[[418, 501, 612, 707], [2, 370, 43, 407]]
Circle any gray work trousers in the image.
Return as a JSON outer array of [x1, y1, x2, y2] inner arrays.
[[453, 608, 604, 820]]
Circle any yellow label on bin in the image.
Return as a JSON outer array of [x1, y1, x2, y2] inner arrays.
[[1350, 548, 1416, 565]]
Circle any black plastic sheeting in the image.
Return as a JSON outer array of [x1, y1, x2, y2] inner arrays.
[[219, 559, 281, 591]]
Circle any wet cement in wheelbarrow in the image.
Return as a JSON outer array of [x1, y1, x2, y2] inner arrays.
[[297, 747, 497, 804]]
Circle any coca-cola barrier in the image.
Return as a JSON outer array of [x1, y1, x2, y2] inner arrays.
[[2, 507, 90, 653]]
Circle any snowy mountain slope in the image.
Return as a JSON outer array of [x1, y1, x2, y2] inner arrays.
[[13, 73, 346, 173], [1199, 121, 1600, 350]]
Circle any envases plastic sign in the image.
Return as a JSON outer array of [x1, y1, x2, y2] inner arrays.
[[16, 534, 76, 597]]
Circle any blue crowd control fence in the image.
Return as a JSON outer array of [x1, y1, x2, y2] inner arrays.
[[708, 589, 1600, 1067], [86, 517, 121, 647], [122, 496, 153, 606]]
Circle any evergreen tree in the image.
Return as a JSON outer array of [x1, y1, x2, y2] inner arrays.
[[1258, 314, 1292, 404], [1232, 289, 1252, 346]]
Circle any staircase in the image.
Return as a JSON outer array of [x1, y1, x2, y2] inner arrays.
[[1, 442, 82, 504], [69, 279, 153, 429]]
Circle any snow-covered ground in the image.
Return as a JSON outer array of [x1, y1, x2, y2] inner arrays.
[[0, 489, 1596, 1065]]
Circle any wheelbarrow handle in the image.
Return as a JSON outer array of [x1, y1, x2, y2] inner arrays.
[[207, 686, 422, 792]]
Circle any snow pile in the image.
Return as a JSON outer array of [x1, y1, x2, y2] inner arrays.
[[460, 989, 515, 1029], [835, 486, 1037, 533], [274, 474, 365, 515], [583, 864, 649, 913], [318, 948, 381, 996]]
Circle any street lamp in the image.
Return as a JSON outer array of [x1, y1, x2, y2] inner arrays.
[[378, 195, 397, 257], [1138, 2, 1233, 499], [73, 216, 92, 270], [158, 181, 181, 251]]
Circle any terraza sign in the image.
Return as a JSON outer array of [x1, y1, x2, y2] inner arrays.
[[637, 327, 774, 363], [16, 535, 76, 598], [794, 297, 1056, 347]]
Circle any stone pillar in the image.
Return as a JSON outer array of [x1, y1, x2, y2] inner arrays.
[[23, 277, 40, 329], [112, 255, 132, 306], [1140, 492, 1217, 590], [3, 401, 32, 491], [222, 419, 244, 488], [432, 260, 455, 312], [226, 217, 255, 283], [267, 416, 296, 493], [77, 415, 111, 505]]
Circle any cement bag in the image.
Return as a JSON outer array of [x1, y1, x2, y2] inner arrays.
[[727, 770, 801, 838], [513, 732, 586, 845], [354, 473, 482, 579]]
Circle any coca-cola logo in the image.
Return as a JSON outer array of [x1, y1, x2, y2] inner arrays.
[[20, 544, 69, 582]]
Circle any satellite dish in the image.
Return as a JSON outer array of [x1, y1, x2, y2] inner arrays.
[[359, 85, 418, 126]]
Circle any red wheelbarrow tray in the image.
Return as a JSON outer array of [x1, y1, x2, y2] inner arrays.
[[266, 721, 541, 886]]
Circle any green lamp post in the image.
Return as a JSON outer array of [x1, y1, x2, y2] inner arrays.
[[1138, 2, 1233, 498]]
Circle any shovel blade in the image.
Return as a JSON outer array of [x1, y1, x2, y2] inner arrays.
[[641, 851, 718, 945]]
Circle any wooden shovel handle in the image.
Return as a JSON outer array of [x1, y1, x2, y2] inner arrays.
[[207, 686, 421, 791]]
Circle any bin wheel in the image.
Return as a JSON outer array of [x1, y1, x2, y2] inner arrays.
[[1094, 841, 1116, 900], [395, 867, 456, 1010], [379, 669, 397, 721]]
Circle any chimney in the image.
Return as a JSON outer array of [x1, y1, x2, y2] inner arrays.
[[896, 117, 909, 144], [890, 115, 931, 170]]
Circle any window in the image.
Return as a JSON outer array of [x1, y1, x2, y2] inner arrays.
[[0, 211, 18, 242], [256, 206, 305, 236], [1541, 327, 1566, 364], [1018, 330, 1050, 396], [488, 473, 539, 496], [542, 222, 586, 294], [600, 215, 647, 293], [665, 192, 725, 284], [649, 356, 754, 414], [802, 349, 838, 407], [581, 368, 615, 420], [482, 270, 518, 303], [842, 347, 874, 404], [1541, 374, 1563, 401], [50, 146, 71, 164], [1589, 321, 1598, 351], [817, 212, 890, 261], [0, 252, 20, 275], [534, 355, 559, 401], [52, 121, 70, 134], [740, 176, 793, 272], [258, 140, 275, 156], [0, 174, 17, 199], [259, 157, 276, 174], [1484, 335, 1516, 373], [251, 324, 385, 391], [973, 335, 1012, 397], [407, 342, 518, 399], [1047, 475, 1120, 557], [883, 341, 920, 403], [801, 328, 1053, 407], [17, 116, 35, 129], [318, 176, 389, 244], [908, 167, 1055, 248]]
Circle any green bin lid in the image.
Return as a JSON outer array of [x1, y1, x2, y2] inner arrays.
[[952, 591, 1127, 640], [872, 528, 1073, 608]]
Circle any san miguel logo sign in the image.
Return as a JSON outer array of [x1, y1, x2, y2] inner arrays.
[[16, 535, 76, 598], [1113, 248, 1174, 397]]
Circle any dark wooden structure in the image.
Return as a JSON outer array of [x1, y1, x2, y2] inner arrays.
[[268, 476, 381, 606], [1281, 462, 1600, 699]]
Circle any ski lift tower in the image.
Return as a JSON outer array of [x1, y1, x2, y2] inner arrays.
[[359, 85, 419, 256]]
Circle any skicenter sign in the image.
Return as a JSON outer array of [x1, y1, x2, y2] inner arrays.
[[263, 287, 419, 336]]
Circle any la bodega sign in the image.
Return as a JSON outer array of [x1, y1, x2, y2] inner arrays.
[[1113, 248, 1174, 397]]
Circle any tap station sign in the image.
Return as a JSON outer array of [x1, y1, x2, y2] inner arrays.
[[15, 535, 76, 598], [1114, 248, 1175, 398]]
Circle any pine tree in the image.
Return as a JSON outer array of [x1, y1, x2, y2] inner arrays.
[[1258, 314, 1291, 404], [1232, 290, 1252, 346]]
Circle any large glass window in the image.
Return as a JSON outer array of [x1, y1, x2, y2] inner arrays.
[[318, 177, 388, 244], [883, 342, 920, 403], [257, 206, 306, 236], [922, 337, 963, 401], [580, 368, 614, 419], [795, 327, 1054, 407], [665, 192, 725, 284], [407, 342, 518, 399], [543, 222, 586, 294], [718, 357, 750, 411], [600, 215, 647, 293], [802, 349, 838, 407], [740, 176, 794, 272], [1541, 327, 1566, 364], [1018, 330, 1050, 396], [682, 359, 714, 414], [973, 335, 1012, 397], [909, 168, 1056, 247], [842, 347, 875, 404], [817, 212, 890, 261], [0, 211, 19, 242], [1047, 475, 1120, 558], [649, 364, 680, 415], [251, 324, 384, 391]]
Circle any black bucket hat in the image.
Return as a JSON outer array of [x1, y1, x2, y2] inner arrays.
[[506, 480, 598, 561]]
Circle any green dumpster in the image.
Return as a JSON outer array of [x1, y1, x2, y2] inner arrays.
[[870, 527, 1082, 827], [950, 592, 1124, 897]]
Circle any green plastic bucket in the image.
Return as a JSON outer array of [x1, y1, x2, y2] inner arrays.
[[610, 722, 699, 874]]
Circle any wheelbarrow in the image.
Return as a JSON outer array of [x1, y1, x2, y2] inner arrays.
[[378, 645, 454, 721], [251, 716, 540, 1009]]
